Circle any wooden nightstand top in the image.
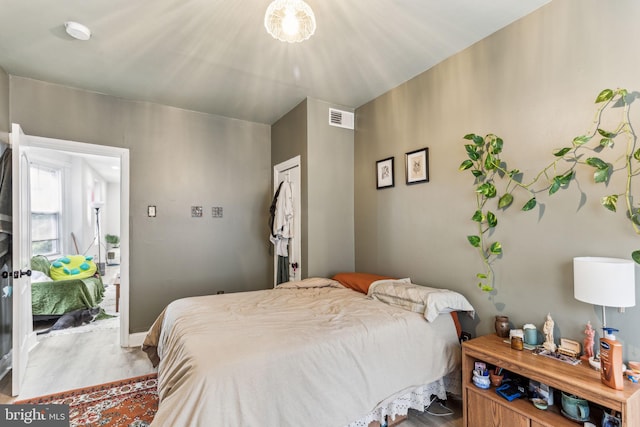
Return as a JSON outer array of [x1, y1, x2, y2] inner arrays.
[[462, 334, 640, 412]]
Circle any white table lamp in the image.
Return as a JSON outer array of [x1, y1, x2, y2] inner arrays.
[[573, 257, 636, 329]]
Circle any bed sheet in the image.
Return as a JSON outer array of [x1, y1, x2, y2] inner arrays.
[[143, 284, 461, 427]]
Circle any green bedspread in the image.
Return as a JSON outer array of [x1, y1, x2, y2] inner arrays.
[[31, 255, 105, 316]]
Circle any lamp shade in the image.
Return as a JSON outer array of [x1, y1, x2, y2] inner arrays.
[[574, 257, 636, 308]]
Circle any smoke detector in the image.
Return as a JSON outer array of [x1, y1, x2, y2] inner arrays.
[[65, 21, 91, 41]]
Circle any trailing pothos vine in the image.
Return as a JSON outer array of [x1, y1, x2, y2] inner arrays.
[[460, 88, 638, 292]]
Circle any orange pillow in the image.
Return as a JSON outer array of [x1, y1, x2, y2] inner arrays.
[[332, 272, 394, 294]]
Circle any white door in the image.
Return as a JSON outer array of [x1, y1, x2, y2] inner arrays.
[[11, 123, 34, 396], [273, 156, 301, 287]]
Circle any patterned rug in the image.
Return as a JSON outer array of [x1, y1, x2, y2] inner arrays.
[[15, 374, 158, 426]]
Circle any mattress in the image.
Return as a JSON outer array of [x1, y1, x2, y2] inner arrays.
[[142, 278, 462, 427]]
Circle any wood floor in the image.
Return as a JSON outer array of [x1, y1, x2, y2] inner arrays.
[[0, 326, 462, 427], [0, 327, 155, 404]]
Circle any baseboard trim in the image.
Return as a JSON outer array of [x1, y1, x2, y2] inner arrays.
[[127, 332, 148, 348]]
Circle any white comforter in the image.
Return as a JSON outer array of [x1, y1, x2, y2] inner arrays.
[[142, 281, 461, 427]]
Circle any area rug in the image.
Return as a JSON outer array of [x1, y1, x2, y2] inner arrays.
[[15, 373, 158, 426]]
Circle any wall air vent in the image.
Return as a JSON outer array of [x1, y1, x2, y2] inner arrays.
[[328, 108, 354, 130]]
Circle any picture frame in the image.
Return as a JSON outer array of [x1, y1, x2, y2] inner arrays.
[[405, 147, 429, 185], [376, 157, 394, 189]]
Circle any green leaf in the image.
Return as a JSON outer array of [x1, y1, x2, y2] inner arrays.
[[634, 148, 640, 162], [464, 133, 484, 145], [467, 235, 481, 247], [602, 195, 618, 212], [498, 193, 514, 209], [486, 211, 498, 228], [476, 182, 497, 198], [476, 273, 488, 279], [484, 154, 498, 170], [549, 177, 561, 195], [632, 250, 640, 264], [459, 160, 474, 171], [597, 128, 616, 139], [471, 210, 484, 222], [471, 170, 484, 178], [559, 170, 574, 184], [489, 242, 502, 255], [599, 138, 613, 148], [586, 157, 608, 169], [594, 167, 610, 183], [553, 147, 572, 157], [522, 197, 537, 211], [617, 88, 628, 98], [508, 169, 520, 178], [632, 213, 640, 226], [465, 144, 480, 161], [489, 137, 503, 155], [595, 89, 614, 103], [573, 135, 591, 146], [480, 284, 493, 292]]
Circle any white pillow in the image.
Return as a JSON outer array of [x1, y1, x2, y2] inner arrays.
[[31, 270, 51, 283], [276, 277, 345, 289], [368, 280, 475, 322]]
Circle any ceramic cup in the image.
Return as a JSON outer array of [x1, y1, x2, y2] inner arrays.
[[489, 372, 503, 387], [524, 327, 538, 345], [472, 373, 490, 389], [561, 392, 589, 421]]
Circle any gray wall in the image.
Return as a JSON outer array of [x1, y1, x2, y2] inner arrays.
[[271, 100, 308, 278], [307, 98, 355, 276], [355, 0, 640, 361], [0, 66, 10, 379], [10, 77, 271, 332], [271, 98, 355, 279], [0, 67, 8, 143]]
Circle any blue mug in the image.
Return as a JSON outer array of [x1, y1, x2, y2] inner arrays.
[[561, 392, 589, 421], [524, 327, 537, 345]]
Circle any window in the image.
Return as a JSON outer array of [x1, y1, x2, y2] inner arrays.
[[31, 164, 62, 256]]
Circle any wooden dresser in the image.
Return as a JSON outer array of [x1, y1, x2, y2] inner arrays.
[[462, 334, 640, 426]]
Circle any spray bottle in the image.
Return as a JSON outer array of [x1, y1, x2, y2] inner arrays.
[[600, 327, 624, 390]]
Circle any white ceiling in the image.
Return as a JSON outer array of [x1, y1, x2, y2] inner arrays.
[[0, 0, 550, 125]]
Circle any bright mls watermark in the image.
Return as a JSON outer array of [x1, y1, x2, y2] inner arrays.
[[0, 405, 69, 426]]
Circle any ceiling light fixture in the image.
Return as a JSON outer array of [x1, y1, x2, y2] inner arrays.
[[264, 0, 316, 43], [64, 21, 91, 41]]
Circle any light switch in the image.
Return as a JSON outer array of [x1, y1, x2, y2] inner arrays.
[[148, 206, 156, 217]]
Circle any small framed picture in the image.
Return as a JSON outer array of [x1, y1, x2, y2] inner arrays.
[[405, 147, 429, 185], [376, 157, 394, 189]]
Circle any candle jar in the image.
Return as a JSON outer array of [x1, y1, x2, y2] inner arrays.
[[495, 315, 510, 338]]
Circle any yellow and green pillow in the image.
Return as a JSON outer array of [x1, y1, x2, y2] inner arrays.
[[50, 255, 97, 280]]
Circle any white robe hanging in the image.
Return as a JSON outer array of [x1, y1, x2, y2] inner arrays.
[[270, 179, 294, 257]]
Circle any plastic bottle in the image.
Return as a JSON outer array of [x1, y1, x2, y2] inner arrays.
[[600, 327, 624, 390]]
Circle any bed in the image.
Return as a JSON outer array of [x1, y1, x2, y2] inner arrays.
[[142, 275, 475, 427], [30, 255, 104, 317]]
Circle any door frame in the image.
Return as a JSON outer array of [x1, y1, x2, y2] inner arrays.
[[23, 134, 131, 347], [273, 155, 301, 287]]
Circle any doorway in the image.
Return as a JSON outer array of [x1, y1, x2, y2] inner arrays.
[[21, 134, 130, 347], [273, 156, 301, 287], [27, 145, 122, 336]]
